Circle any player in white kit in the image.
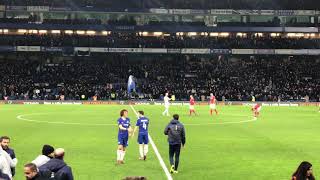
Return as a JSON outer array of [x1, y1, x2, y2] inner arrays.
[[162, 93, 171, 116]]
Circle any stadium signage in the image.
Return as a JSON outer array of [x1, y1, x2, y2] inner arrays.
[[6, 6, 26, 10], [210, 9, 233, 15], [210, 49, 231, 54], [43, 102, 82, 105], [167, 49, 181, 54], [149, 8, 169, 14], [82, 101, 118, 105], [169, 9, 191, 15], [142, 48, 167, 53], [23, 102, 40, 105], [27, 6, 49, 12], [17, 46, 41, 52], [41, 47, 63, 52], [181, 48, 210, 54], [89, 48, 108, 53]]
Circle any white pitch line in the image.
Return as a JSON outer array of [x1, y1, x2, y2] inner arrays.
[[17, 113, 256, 127], [129, 105, 173, 180], [17, 113, 116, 126]]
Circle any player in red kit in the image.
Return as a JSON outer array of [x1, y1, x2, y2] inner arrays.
[[189, 95, 197, 116], [209, 93, 218, 115], [252, 103, 262, 120]]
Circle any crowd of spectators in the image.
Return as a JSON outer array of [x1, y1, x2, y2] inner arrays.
[[1, 34, 320, 49], [0, 54, 319, 102], [0, 0, 319, 10]]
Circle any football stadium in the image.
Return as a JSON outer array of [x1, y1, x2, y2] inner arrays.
[[0, 0, 319, 180]]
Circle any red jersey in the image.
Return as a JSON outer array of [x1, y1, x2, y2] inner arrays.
[[253, 104, 261, 110], [190, 98, 195, 105], [210, 96, 216, 104]]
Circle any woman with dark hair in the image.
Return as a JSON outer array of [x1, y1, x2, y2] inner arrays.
[[292, 161, 315, 180]]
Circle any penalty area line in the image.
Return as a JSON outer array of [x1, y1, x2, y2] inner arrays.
[[129, 105, 173, 180]]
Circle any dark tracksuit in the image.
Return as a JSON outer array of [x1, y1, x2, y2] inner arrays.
[[164, 119, 186, 171]]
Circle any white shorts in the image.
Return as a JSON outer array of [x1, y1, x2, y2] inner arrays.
[[210, 104, 216, 109], [164, 104, 170, 109], [189, 105, 194, 110]]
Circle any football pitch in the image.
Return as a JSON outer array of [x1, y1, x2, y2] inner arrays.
[[0, 104, 319, 180]]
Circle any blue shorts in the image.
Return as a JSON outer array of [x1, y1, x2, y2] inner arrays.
[[118, 135, 129, 147], [138, 134, 149, 144]]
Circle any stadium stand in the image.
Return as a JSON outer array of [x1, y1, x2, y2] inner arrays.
[[0, 54, 319, 101]]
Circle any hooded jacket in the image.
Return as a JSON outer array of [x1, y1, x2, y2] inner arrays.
[[164, 119, 186, 145], [39, 158, 73, 180]]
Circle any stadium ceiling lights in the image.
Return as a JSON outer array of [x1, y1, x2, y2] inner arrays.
[[236, 33, 247, 37], [65, 30, 74, 34], [28, 30, 38, 34], [187, 32, 197, 36], [209, 32, 219, 37], [76, 30, 85, 35], [153, 32, 163, 36], [287, 33, 304, 37], [17, 29, 27, 33], [200, 32, 209, 36], [39, 30, 48, 34], [102, 31, 111, 35], [176, 32, 184, 36], [86, 31, 96, 35], [138, 32, 148, 36], [51, 30, 61, 34], [254, 33, 263, 37], [219, 32, 230, 37], [270, 33, 280, 37]]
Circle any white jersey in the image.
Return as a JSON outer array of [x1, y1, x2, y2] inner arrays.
[[164, 96, 170, 107]]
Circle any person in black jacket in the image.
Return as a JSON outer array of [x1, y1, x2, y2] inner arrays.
[[24, 163, 51, 180], [39, 148, 73, 180], [164, 114, 186, 174], [0, 169, 10, 180]]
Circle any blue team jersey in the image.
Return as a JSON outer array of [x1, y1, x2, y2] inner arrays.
[[136, 116, 149, 134], [118, 117, 130, 136]]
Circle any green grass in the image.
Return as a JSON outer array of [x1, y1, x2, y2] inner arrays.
[[0, 104, 319, 180]]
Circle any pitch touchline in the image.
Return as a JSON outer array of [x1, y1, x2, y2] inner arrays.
[[129, 105, 173, 180]]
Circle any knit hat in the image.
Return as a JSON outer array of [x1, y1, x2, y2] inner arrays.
[[42, 145, 54, 156]]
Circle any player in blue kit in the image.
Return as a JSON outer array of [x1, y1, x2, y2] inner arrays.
[[116, 109, 132, 165], [132, 111, 149, 160]]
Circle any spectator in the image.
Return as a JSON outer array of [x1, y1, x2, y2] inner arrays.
[[24, 163, 51, 180], [32, 145, 55, 168], [39, 148, 74, 180], [0, 145, 16, 179], [0, 136, 17, 177], [292, 161, 315, 180], [164, 114, 186, 174]]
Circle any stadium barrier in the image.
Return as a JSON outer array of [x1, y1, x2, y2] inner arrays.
[[1, 46, 320, 55], [0, 100, 318, 106]]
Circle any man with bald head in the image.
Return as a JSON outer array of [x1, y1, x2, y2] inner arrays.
[[39, 148, 73, 180]]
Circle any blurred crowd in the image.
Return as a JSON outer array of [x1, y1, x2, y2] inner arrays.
[[0, 0, 319, 10], [0, 54, 319, 102], [1, 34, 320, 49]]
